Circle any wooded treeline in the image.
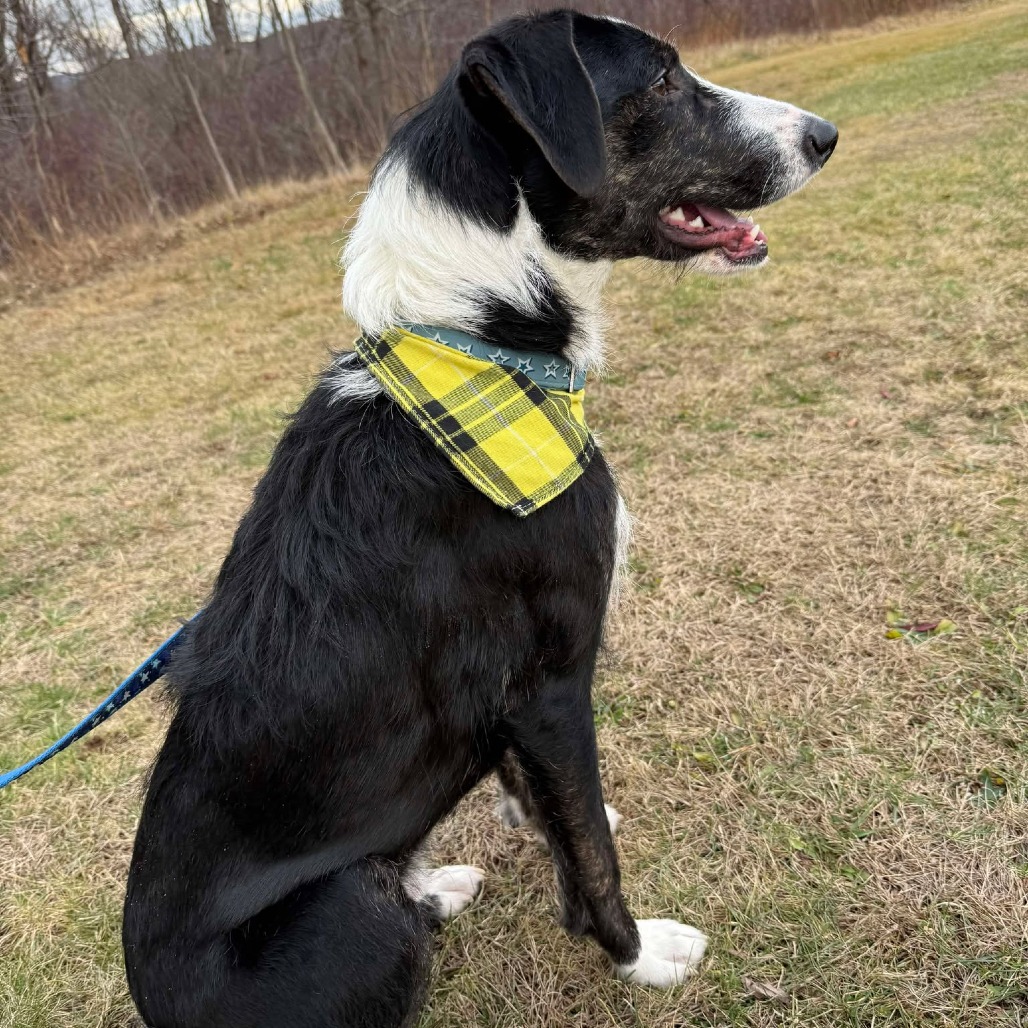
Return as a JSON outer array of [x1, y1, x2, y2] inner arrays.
[[0, 0, 956, 261]]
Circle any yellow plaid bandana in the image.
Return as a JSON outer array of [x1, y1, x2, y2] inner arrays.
[[354, 326, 593, 516]]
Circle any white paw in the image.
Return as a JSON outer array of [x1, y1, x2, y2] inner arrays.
[[614, 919, 707, 987], [410, 865, 484, 920]]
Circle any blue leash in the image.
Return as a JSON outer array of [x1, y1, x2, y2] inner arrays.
[[0, 617, 196, 790]]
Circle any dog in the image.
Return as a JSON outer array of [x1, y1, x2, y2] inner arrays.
[[123, 10, 836, 1027]]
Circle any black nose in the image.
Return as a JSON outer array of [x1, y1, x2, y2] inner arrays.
[[803, 116, 838, 168]]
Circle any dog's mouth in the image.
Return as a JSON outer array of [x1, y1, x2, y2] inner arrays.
[[657, 203, 768, 263]]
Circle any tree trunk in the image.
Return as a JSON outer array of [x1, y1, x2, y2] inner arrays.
[[9, 0, 51, 138], [205, 0, 235, 55], [269, 0, 348, 175], [0, 1, 17, 119], [417, 4, 433, 95], [156, 0, 239, 201], [182, 71, 239, 200], [353, 0, 386, 147], [109, 0, 141, 60], [253, 0, 264, 49]]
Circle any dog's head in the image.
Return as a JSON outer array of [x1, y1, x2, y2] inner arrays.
[[459, 10, 837, 274], [343, 9, 839, 361]]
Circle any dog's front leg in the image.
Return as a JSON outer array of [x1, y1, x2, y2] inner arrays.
[[507, 667, 707, 986]]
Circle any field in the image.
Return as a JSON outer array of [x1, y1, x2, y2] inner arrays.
[[2, 3, 1027, 1025]]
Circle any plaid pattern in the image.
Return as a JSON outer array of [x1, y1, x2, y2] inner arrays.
[[355, 326, 593, 516]]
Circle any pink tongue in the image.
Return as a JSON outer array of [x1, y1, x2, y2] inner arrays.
[[694, 204, 744, 230], [661, 203, 768, 260], [694, 205, 767, 259]]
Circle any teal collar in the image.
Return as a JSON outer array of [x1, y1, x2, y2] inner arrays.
[[398, 322, 587, 392]]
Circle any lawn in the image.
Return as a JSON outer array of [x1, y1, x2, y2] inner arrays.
[[1, 3, 1027, 1026]]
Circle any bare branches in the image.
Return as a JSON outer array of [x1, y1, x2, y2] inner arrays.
[[7, 0, 51, 137], [0, 1, 18, 119], [204, 0, 233, 55], [0, 0, 961, 263], [153, 0, 238, 199], [109, 0, 141, 59]]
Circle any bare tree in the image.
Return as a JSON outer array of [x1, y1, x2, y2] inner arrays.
[[204, 0, 234, 55], [0, 0, 962, 264], [153, 0, 239, 200], [59, 0, 159, 213], [109, 0, 141, 59], [8, 0, 51, 136], [0, 0, 18, 120], [268, 0, 347, 175]]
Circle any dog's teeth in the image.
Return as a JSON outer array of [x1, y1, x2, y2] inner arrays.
[[688, 216, 704, 229], [666, 206, 687, 224]]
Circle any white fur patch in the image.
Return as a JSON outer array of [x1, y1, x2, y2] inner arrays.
[[608, 491, 634, 612], [341, 159, 609, 373], [697, 77, 816, 201], [403, 864, 484, 919], [603, 803, 622, 836], [547, 253, 611, 374], [615, 919, 708, 987], [326, 352, 382, 404]]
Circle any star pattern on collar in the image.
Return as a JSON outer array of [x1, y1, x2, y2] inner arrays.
[[543, 359, 560, 379], [487, 349, 509, 366], [516, 357, 534, 373]]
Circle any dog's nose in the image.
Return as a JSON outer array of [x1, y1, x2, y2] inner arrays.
[[803, 116, 838, 168]]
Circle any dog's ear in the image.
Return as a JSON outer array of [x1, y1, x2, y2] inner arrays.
[[461, 13, 606, 198]]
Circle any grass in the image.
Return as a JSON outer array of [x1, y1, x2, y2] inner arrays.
[[2, 2, 1027, 1025]]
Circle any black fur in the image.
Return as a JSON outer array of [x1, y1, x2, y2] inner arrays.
[[125, 378, 623, 1027], [124, 10, 836, 1027]]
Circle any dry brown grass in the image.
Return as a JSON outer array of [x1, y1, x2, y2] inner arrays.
[[2, 2, 1027, 1026]]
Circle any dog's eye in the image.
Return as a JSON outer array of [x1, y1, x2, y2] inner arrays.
[[651, 72, 672, 97]]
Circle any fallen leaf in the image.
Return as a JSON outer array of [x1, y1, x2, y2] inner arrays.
[[823, 350, 841, 361], [879, 388, 893, 400], [743, 977, 789, 1003], [846, 417, 859, 428], [884, 611, 956, 641]]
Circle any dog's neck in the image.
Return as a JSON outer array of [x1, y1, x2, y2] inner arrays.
[[342, 158, 611, 372]]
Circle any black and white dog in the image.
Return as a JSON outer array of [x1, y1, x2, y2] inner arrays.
[[123, 10, 836, 1027]]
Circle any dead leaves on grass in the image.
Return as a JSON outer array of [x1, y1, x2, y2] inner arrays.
[[742, 976, 790, 1004], [885, 608, 956, 642]]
